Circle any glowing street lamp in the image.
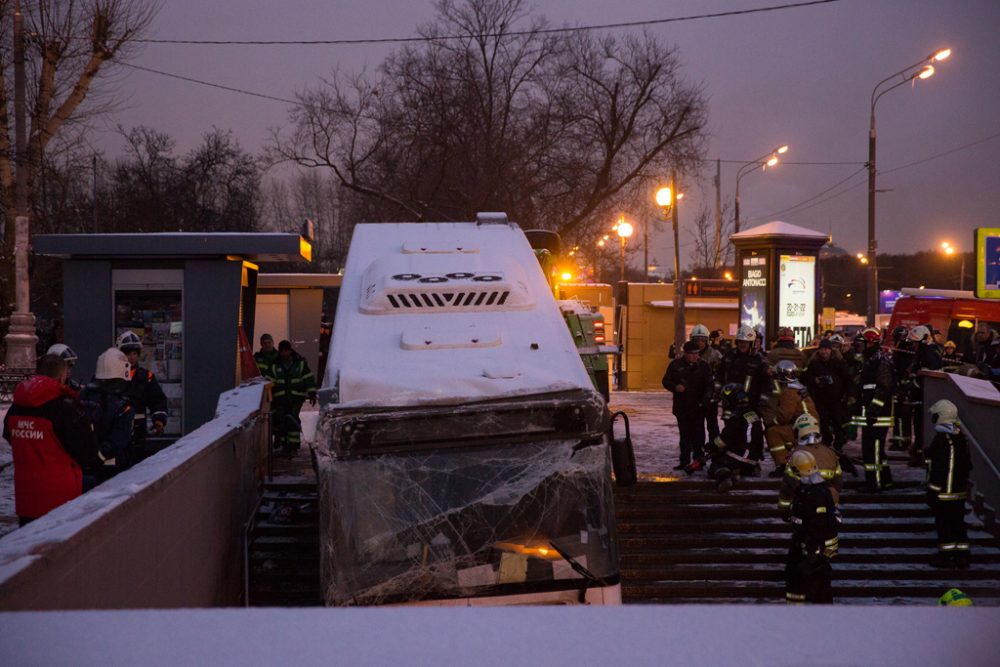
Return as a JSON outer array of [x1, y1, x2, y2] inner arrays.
[[616, 217, 633, 282], [866, 47, 952, 324], [734, 144, 789, 233], [940, 241, 966, 290]]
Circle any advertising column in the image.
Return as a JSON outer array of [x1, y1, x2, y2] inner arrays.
[[740, 254, 768, 342], [778, 254, 816, 348]]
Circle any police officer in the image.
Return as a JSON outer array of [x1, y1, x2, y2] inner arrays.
[[784, 449, 841, 604], [718, 325, 768, 461], [925, 400, 972, 570], [760, 360, 817, 478], [906, 325, 943, 467], [662, 340, 714, 472], [116, 331, 169, 462], [851, 327, 894, 492]]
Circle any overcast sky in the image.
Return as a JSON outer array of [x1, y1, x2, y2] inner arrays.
[[94, 0, 1000, 265]]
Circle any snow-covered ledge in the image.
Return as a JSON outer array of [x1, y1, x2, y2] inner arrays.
[[0, 380, 271, 610]]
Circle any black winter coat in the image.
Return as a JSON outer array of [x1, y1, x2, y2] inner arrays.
[[662, 357, 713, 415], [802, 355, 852, 408]]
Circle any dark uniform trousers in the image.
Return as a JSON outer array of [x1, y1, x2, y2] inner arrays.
[[676, 412, 705, 466], [785, 481, 840, 604]]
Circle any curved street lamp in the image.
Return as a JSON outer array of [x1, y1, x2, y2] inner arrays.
[[734, 144, 788, 233], [866, 47, 951, 324]]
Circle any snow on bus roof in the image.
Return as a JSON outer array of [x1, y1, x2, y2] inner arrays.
[[325, 222, 594, 407]]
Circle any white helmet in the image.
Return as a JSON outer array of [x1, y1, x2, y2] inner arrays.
[[690, 324, 710, 340], [95, 347, 131, 381], [116, 330, 143, 352], [47, 343, 78, 363], [908, 325, 932, 344], [928, 399, 959, 425], [735, 325, 756, 342], [829, 333, 845, 346]]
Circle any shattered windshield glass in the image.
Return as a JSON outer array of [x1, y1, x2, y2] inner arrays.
[[317, 436, 617, 605]]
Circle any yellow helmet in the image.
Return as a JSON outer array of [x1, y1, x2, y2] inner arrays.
[[794, 414, 821, 444], [937, 588, 973, 606], [789, 450, 818, 477]]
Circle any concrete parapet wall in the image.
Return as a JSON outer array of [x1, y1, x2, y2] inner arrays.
[[0, 381, 270, 610]]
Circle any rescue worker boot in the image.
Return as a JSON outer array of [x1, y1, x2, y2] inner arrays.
[[954, 552, 971, 570], [768, 464, 786, 479], [930, 552, 957, 569], [714, 467, 735, 493]]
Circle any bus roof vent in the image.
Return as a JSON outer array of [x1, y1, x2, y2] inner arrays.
[[476, 211, 509, 225], [360, 257, 535, 314]]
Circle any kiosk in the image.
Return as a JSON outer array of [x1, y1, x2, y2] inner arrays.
[[731, 221, 829, 348], [34, 233, 311, 437]]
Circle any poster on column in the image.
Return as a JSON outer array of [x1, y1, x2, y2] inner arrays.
[[740, 255, 768, 343], [778, 254, 816, 348]]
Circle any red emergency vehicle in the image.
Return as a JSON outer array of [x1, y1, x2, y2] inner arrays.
[[887, 288, 1000, 355]]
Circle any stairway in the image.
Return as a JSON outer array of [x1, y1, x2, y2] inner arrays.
[[246, 477, 323, 607], [615, 478, 1000, 604]]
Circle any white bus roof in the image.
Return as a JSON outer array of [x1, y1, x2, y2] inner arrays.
[[325, 221, 594, 407]]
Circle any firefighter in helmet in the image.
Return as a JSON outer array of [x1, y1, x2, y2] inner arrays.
[[707, 383, 762, 492], [925, 399, 972, 570], [850, 327, 894, 492], [784, 449, 841, 604], [760, 359, 817, 478], [717, 325, 768, 461], [116, 331, 169, 462], [779, 414, 843, 512], [905, 325, 943, 467]]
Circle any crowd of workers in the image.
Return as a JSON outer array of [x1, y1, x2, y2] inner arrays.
[[663, 321, 997, 604], [3, 333, 168, 527]]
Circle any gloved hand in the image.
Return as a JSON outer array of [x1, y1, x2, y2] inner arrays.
[[308, 392, 318, 406]]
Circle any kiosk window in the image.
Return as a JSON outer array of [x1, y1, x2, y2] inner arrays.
[[114, 290, 184, 436]]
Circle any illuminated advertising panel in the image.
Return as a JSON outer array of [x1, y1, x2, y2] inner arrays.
[[740, 254, 768, 342], [778, 254, 816, 348], [975, 227, 1000, 299]]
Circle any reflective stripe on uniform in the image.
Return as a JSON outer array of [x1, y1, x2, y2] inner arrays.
[[786, 592, 806, 602], [816, 506, 827, 514], [938, 492, 968, 501], [770, 444, 787, 453]]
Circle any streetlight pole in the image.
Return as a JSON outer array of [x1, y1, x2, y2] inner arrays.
[[867, 48, 951, 326], [616, 217, 633, 283], [734, 144, 788, 233], [4, 0, 37, 370], [656, 174, 685, 357]]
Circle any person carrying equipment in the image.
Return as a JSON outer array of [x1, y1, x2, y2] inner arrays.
[[760, 359, 818, 478], [116, 330, 168, 462], [718, 325, 768, 461], [905, 325, 943, 467]]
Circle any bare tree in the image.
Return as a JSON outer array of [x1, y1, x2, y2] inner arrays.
[[269, 0, 707, 238], [0, 0, 158, 322], [689, 200, 734, 275]]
